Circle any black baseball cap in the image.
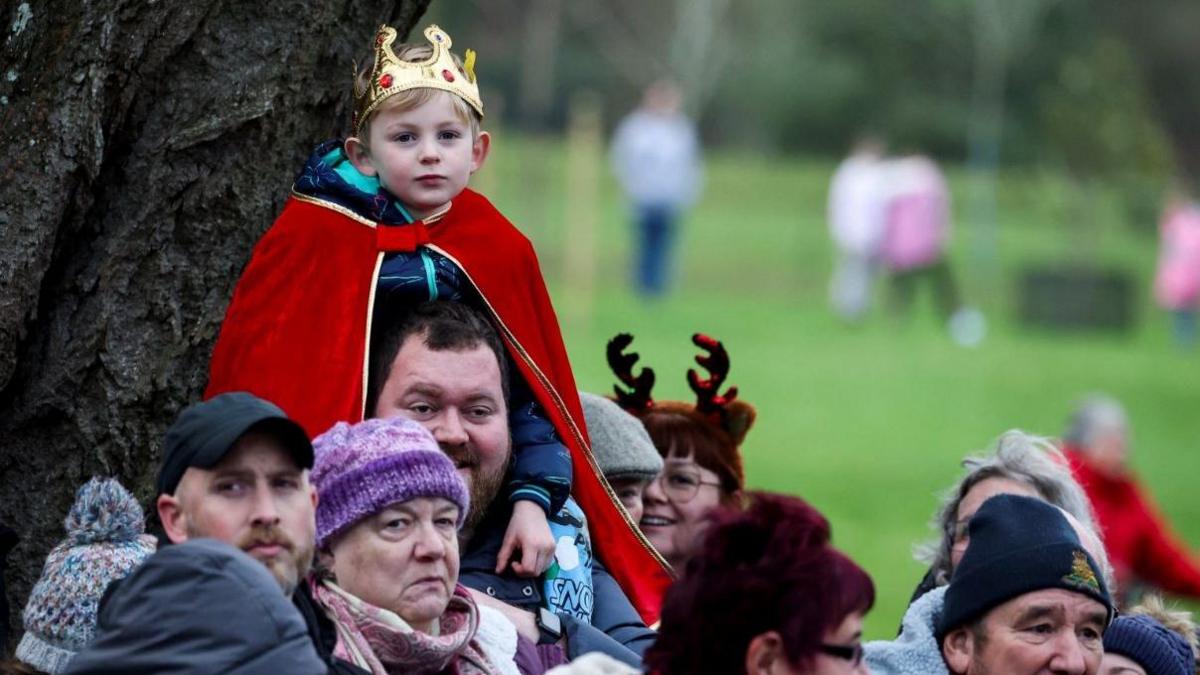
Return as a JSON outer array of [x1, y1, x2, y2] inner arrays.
[[156, 392, 314, 495]]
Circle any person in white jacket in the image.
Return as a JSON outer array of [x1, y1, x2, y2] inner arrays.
[[610, 80, 703, 297]]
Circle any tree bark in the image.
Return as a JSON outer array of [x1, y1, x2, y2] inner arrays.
[[0, 0, 430, 645]]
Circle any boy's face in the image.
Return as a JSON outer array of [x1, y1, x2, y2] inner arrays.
[[347, 91, 490, 220]]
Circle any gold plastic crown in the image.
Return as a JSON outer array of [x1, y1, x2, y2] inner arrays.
[[352, 24, 483, 136]]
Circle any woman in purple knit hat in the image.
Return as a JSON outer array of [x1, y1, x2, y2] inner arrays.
[[308, 416, 526, 675]]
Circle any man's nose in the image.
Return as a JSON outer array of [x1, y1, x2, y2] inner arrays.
[[433, 409, 469, 447], [249, 484, 281, 527], [1048, 634, 1089, 675]]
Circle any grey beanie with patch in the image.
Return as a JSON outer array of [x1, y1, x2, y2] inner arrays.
[[580, 391, 663, 482]]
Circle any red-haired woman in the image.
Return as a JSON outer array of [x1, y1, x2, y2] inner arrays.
[[606, 333, 755, 570], [646, 493, 874, 675]]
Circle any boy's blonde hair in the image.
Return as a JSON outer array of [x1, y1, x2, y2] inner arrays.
[[352, 42, 481, 147]]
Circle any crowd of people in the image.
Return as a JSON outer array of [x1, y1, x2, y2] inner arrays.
[[3, 22, 1200, 675]]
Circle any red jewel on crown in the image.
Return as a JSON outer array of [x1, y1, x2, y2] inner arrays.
[[442, 69, 455, 82], [376, 33, 386, 46], [379, 73, 393, 88]]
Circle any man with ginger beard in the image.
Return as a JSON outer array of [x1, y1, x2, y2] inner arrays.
[[369, 301, 655, 665]]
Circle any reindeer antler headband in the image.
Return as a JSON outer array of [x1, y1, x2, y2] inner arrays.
[[607, 333, 656, 412], [606, 333, 752, 435]]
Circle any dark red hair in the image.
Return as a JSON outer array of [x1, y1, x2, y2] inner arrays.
[[645, 492, 875, 675]]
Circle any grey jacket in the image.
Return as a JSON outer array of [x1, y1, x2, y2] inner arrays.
[[65, 538, 327, 674], [864, 585, 951, 675]]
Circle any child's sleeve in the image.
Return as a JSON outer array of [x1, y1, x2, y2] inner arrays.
[[507, 376, 573, 516]]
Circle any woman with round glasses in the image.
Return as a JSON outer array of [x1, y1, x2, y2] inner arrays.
[[604, 333, 755, 570], [646, 492, 874, 675]]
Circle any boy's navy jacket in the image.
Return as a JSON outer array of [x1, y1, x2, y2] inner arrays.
[[205, 143, 672, 623]]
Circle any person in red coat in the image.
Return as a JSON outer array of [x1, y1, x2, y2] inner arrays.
[[1063, 395, 1200, 600]]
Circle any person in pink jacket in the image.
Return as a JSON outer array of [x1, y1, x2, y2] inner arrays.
[[1153, 195, 1200, 348], [881, 155, 985, 346]]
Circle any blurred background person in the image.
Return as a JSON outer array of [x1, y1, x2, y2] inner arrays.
[[1100, 594, 1198, 675], [1153, 193, 1200, 349], [881, 154, 985, 346], [827, 135, 888, 323], [1063, 394, 1200, 603], [646, 492, 874, 675], [579, 392, 663, 525], [610, 80, 703, 297], [10, 479, 155, 674]]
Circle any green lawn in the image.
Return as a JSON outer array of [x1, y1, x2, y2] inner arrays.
[[480, 133, 1200, 638]]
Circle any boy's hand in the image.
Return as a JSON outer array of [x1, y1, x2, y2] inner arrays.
[[496, 500, 556, 577]]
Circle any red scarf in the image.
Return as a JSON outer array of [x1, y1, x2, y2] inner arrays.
[[206, 188, 671, 622]]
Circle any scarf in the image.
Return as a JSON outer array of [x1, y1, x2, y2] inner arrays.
[[313, 578, 501, 675]]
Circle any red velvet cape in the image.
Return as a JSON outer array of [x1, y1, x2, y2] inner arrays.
[[205, 188, 671, 622]]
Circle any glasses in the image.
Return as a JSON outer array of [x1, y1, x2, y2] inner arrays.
[[655, 466, 722, 504], [819, 642, 864, 667]]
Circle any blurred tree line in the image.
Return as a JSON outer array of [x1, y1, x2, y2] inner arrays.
[[428, 0, 1200, 225]]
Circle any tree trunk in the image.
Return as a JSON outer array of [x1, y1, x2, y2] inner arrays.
[[0, 0, 430, 646]]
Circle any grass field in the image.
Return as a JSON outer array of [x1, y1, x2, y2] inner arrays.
[[479, 133, 1200, 638]]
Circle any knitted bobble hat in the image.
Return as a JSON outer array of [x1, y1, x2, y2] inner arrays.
[[1104, 614, 1195, 675], [311, 417, 469, 549], [17, 477, 156, 674], [580, 391, 663, 483]]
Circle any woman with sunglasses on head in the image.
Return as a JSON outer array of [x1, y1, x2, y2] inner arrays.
[[646, 492, 874, 675], [604, 333, 755, 570]]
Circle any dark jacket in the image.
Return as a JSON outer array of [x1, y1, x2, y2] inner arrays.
[[65, 539, 328, 674], [459, 506, 655, 666]]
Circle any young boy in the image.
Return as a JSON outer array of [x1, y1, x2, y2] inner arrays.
[[205, 25, 670, 622]]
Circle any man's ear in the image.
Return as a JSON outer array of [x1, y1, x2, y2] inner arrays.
[[157, 492, 189, 544], [344, 136, 377, 177], [744, 631, 788, 675], [470, 130, 491, 173], [942, 626, 975, 674]]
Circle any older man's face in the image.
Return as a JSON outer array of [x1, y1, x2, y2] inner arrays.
[[157, 433, 318, 596], [943, 588, 1107, 675], [373, 335, 512, 532]]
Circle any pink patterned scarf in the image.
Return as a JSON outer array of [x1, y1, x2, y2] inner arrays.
[[313, 578, 501, 675]]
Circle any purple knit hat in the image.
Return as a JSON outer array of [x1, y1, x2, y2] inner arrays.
[[311, 417, 469, 548]]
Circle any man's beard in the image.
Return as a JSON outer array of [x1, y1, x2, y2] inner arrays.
[[188, 521, 314, 597], [441, 439, 512, 536]]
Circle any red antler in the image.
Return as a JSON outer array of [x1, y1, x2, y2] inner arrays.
[[687, 333, 738, 413], [606, 333, 655, 412]]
